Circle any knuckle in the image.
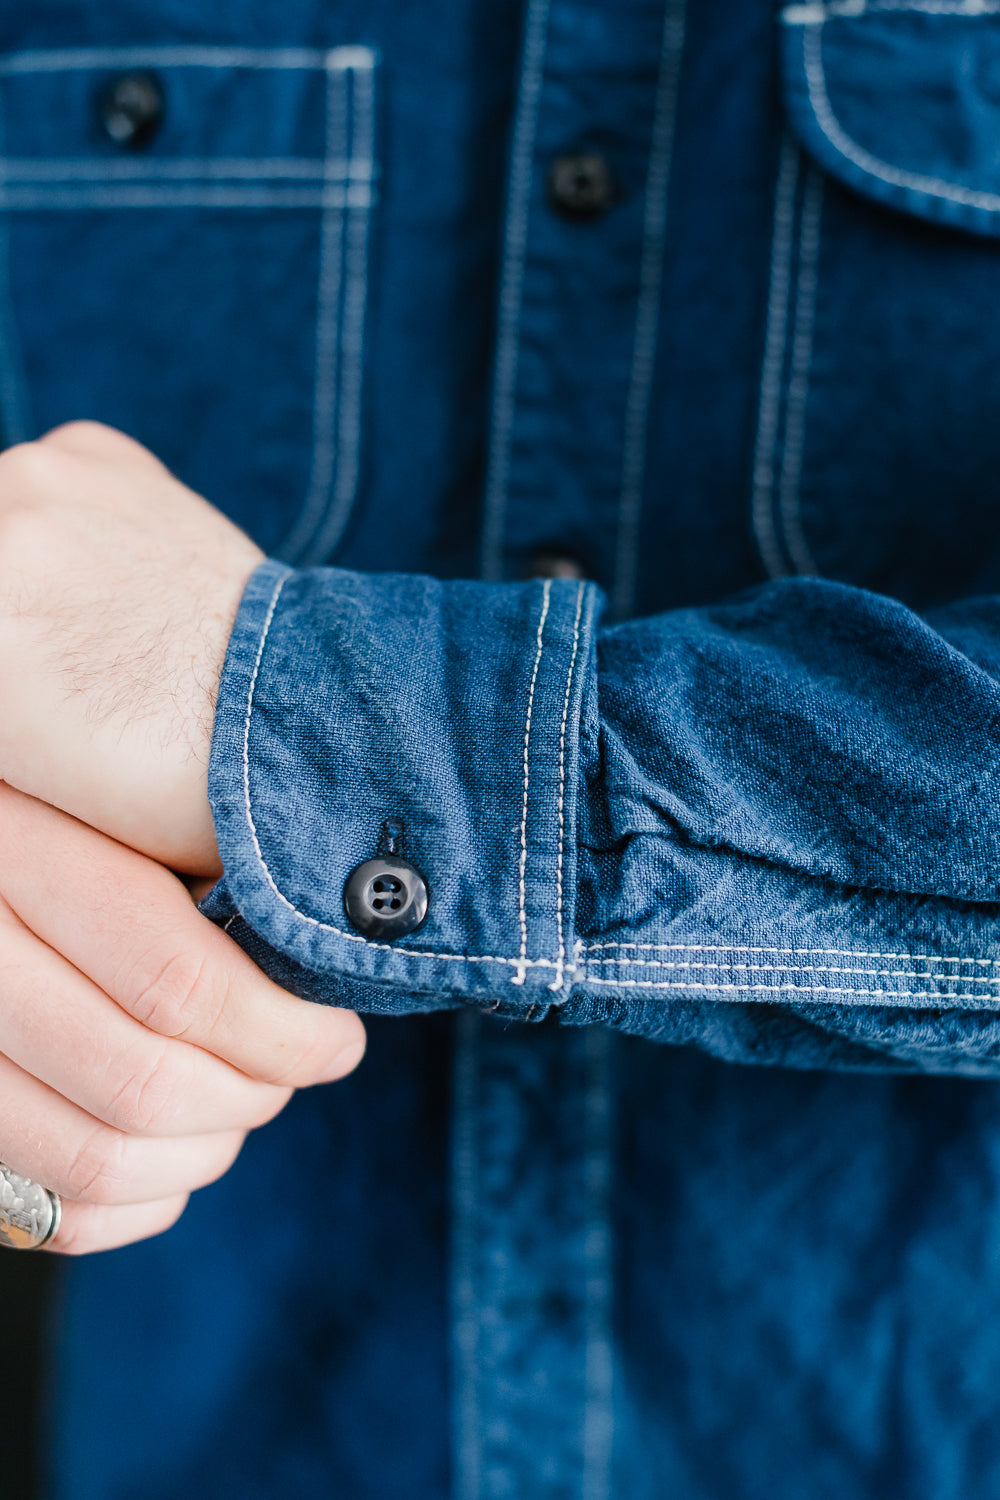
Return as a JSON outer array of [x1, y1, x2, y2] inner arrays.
[[0, 437, 67, 502], [127, 944, 227, 1043], [103, 1040, 181, 1136], [39, 419, 107, 444], [0, 437, 45, 481], [40, 420, 154, 466], [62, 1124, 131, 1206]]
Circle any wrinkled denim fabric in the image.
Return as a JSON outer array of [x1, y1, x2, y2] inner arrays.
[[4, 0, 1000, 1495]]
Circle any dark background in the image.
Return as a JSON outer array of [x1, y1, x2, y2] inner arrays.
[[4, 1251, 54, 1497]]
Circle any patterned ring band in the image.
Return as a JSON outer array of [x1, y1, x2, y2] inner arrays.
[[0, 1162, 62, 1250]]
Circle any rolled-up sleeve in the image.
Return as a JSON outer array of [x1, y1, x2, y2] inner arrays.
[[203, 557, 1000, 1076]]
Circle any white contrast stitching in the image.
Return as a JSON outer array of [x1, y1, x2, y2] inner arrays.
[[583, 941, 1000, 963], [241, 573, 571, 969], [0, 185, 371, 210], [783, 0, 1000, 22], [549, 583, 587, 993], [0, 158, 369, 182], [778, 167, 823, 576], [274, 62, 347, 562], [801, 21, 1000, 212], [513, 581, 553, 985], [585, 958, 1000, 980], [611, 0, 688, 619], [241, 580, 1000, 988], [584, 977, 1000, 999], [581, 1026, 614, 1500], [479, 0, 552, 580], [303, 60, 374, 563], [0, 46, 375, 74], [751, 136, 799, 580]]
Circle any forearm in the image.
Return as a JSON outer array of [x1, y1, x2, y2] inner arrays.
[[205, 560, 1000, 1075]]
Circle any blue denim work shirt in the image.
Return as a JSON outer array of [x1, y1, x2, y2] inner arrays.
[[8, 0, 1000, 1494]]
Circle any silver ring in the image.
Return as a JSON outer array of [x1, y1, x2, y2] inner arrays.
[[0, 1162, 61, 1250]]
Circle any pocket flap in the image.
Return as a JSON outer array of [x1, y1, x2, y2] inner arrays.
[[780, 2, 1000, 236]]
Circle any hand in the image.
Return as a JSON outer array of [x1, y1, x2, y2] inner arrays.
[[0, 784, 365, 1254], [0, 420, 265, 875]]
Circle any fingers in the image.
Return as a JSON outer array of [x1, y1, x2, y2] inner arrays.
[[0, 1051, 245, 1207], [0, 896, 292, 1136], [0, 784, 365, 1256], [47, 1194, 190, 1256], [0, 786, 366, 1087]]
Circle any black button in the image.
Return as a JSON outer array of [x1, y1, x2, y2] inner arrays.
[[98, 72, 165, 151], [524, 553, 587, 581], [547, 154, 619, 220], [343, 855, 429, 939]]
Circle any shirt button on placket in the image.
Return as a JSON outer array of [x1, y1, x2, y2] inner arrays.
[[546, 153, 619, 221]]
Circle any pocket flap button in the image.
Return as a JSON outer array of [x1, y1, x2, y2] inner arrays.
[[98, 71, 166, 151]]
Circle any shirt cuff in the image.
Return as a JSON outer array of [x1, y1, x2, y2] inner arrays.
[[206, 559, 597, 1013]]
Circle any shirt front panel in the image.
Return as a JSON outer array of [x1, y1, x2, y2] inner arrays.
[[9, 0, 1000, 1497]]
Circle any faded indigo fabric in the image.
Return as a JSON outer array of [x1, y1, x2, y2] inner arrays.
[[2, 0, 1000, 1495]]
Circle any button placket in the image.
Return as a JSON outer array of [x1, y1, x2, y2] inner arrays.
[[480, 0, 676, 593], [547, 152, 620, 219]]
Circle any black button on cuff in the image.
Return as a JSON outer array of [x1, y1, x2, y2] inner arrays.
[[98, 71, 166, 150], [343, 856, 429, 939], [547, 154, 619, 220]]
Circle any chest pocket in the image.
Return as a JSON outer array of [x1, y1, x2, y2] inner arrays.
[[0, 46, 377, 564], [754, 3, 1000, 608]]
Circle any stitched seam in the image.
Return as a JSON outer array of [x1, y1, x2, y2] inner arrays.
[[304, 60, 375, 563], [583, 977, 1000, 998], [585, 958, 1000, 979], [777, 167, 823, 576], [0, 186, 371, 209], [611, 0, 688, 619], [513, 581, 553, 984], [583, 941, 1000, 963], [751, 136, 799, 580], [242, 588, 1000, 981], [0, 47, 375, 74], [0, 158, 369, 182], [581, 1027, 614, 1500], [241, 574, 1000, 982], [274, 60, 347, 562], [783, 1, 1000, 22], [802, 21, 1000, 211], [242, 573, 573, 969], [479, 0, 552, 580], [549, 582, 588, 993]]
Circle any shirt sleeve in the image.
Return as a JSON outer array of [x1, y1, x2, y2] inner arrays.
[[201, 557, 1000, 1076]]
